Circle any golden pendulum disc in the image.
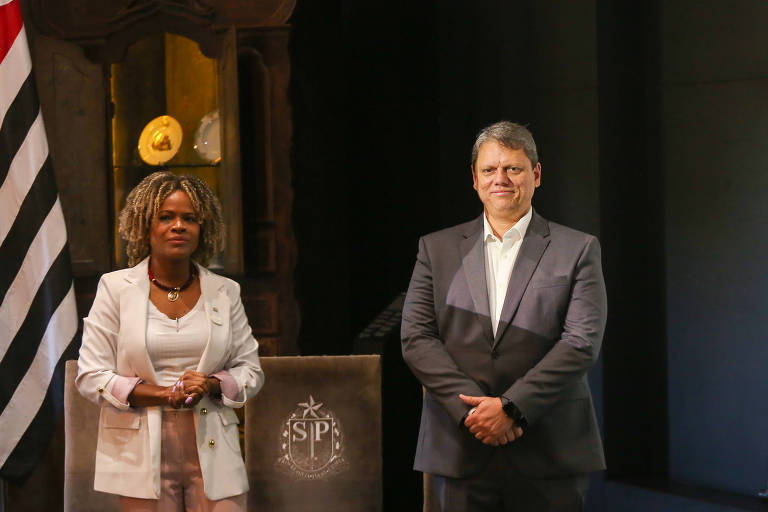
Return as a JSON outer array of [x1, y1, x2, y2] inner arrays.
[[138, 115, 183, 165], [168, 290, 180, 302]]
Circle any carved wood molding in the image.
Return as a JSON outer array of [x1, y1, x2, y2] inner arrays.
[[108, 1, 215, 36], [24, 0, 295, 62]]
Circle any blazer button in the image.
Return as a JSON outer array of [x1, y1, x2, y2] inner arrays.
[[491, 350, 499, 360], [97, 386, 104, 394], [200, 408, 207, 415], [208, 439, 215, 448]]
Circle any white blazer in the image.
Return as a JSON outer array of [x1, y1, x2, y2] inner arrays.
[[76, 257, 264, 500]]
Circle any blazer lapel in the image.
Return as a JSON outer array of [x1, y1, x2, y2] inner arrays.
[[460, 216, 494, 343], [493, 211, 550, 347], [196, 266, 231, 375], [120, 257, 159, 384]]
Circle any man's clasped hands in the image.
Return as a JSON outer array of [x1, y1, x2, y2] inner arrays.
[[460, 394, 524, 446]]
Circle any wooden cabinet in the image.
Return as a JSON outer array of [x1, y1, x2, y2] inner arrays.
[[24, 0, 299, 356]]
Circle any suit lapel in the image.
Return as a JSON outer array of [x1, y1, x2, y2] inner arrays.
[[196, 266, 230, 375], [460, 216, 494, 343], [493, 211, 550, 347], [120, 258, 159, 384]]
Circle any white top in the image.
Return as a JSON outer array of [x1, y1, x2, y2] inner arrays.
[[145, 295, 208, 386], [483, 207, 533, 336]]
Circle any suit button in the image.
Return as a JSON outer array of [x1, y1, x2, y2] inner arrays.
[[208, 439, 215, 448], [491, 350, 499, 360], [200, 408, 207, 415], [97, 386, 104, 394]]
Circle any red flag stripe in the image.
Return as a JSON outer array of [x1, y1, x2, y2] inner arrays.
[[0, 0, 22, 64], [0, 9, 31, 128]]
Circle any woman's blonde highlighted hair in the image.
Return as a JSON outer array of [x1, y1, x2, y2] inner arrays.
[[118, 171, 225, 267]]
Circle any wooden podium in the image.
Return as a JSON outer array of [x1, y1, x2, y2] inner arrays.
[[244, 355, 382, 511]]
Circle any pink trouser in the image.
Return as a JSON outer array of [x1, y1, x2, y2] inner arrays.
[[120, 410, 246, 512]]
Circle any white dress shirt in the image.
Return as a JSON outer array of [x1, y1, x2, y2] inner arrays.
[[483, 207, 533, 335]]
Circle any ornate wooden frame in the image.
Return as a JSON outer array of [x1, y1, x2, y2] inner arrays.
[[26, 0, 295, 61]]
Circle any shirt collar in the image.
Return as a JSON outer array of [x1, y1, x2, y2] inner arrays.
[[483, 207, 533, 243]]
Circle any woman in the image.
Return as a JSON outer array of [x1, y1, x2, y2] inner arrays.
[[77, 171, 263, 511]]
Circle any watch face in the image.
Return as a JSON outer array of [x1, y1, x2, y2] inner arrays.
[[193, 110, 221, 164], [137, 115, 183, 165]]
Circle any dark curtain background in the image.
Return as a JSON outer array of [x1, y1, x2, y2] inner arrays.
[[289, 1, 768, 510]]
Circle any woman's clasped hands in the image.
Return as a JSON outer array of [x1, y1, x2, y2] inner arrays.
[[167, 371, 219, 408]]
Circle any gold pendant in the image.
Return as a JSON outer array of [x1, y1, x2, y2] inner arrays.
[[168, 290, 179, 302]]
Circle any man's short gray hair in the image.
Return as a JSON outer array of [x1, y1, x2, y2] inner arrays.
[[471, 121, 538, 168]]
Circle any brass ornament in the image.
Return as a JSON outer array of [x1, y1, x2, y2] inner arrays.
[[138, 115, 183, 165]]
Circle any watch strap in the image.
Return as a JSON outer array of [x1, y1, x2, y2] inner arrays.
[[501, 396, 528, 430]]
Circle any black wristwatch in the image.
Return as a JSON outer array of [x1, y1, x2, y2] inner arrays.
[[501, 396, 528, 430]]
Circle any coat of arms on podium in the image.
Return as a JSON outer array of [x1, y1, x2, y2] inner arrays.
[[277, 395, 348, 479]]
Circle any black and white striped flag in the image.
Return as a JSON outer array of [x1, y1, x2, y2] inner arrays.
[[0, 0, 78, 479]]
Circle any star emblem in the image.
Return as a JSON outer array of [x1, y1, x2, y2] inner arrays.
[[298, 395, 323, 418]]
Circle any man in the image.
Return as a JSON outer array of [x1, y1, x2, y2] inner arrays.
[[401, 121, 607, 511]]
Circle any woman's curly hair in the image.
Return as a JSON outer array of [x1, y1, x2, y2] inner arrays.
[[118, 171, 225, 267]]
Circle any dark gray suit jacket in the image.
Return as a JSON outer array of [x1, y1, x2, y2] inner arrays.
[[401, 210, 607, 479]]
